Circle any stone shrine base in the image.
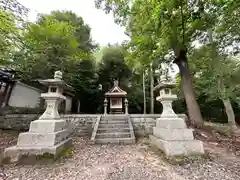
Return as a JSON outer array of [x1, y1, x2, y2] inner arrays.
[[149, 135, 204, 156]]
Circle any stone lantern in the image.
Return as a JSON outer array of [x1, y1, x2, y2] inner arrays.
[[155, 75, 178, 118], [4, 71, 72, 162], [104, 98, 108, 115], [149, 75, 204, 156], [38, 71, 67, 120]]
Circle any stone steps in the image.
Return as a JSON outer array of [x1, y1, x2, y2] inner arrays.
[[99, 120, 127, 124], [97, 127, 130, 133], [98, 123, 129, 128], [95, 137, 135, 144], [91, 115, 135, 144], [102, 116, 128, 121], [96, 132, 131, 138]]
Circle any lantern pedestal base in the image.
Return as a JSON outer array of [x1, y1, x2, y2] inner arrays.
[[3, 118, 71, 163], [150, 135, 204, 156], [3, 138, 72, 163], [150, 116, 204, 156]]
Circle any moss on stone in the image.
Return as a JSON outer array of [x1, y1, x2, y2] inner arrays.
[[1, 148, 73, 165], [148, 143, 211, 165]]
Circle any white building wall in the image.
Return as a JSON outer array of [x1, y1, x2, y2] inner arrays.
[[8, 82, 41, 108]]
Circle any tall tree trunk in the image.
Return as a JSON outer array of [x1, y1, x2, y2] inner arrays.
[[222, 98, 237, 129], [174, 49, 204, 128], [218, 79, 237, 130], [210, 26, 238, 130], [150, 63, 154, 114], [143, 71, 146, 114]]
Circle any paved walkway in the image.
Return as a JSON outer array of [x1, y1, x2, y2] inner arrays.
[[1, 131, 240, 180]]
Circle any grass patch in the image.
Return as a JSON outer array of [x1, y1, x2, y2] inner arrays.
[[57, 147, 73, 159]]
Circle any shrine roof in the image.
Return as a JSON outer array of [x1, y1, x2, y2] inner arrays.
[[105, 81, 127, 97]]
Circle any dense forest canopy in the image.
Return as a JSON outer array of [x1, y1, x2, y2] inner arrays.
[[0, 0, 240, 127]]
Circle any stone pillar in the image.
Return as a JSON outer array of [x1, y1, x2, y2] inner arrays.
[[124, 98, 128, 114], [104, 98, 108, 115]]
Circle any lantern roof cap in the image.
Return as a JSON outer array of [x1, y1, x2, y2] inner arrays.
[[154, 75, 175, 91], [37, 71, 73, 90]]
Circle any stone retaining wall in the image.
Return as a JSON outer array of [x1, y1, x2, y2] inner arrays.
[[0, 114, 187, 137], [0, 114, 39, 130], [63, 114, 100, 136], [130, 114, 187, 136]]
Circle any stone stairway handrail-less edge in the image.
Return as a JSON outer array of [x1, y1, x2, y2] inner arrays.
[[90, 115, 101, 144], [127, 115, 136, 143]]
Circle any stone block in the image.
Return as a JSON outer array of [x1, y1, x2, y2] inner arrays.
[[17, 129, 68, 147], [153, 128, 194, 141], [29, 120, 66, 133], [150, 135, 204, 156], [4, 138, 72, 163], [156, 118, 187, 129], [145, 118, 155, 123]]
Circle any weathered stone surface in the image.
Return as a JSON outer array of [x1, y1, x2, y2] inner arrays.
[[64, 114, 100, 136], [29, 120, 66, 133], [156, 118, 187, 129], [38, 94, 65, 120], [153, 128, 194, 141], [0, 114, 39, 130], [150, 135, 204, 156], [4, 138, 72, 163], [17, 129, 69, 147]]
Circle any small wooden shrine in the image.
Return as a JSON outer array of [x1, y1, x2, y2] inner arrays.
[[104, 80, 128, 114]]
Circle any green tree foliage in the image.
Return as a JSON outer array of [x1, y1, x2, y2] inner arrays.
[[0, 0, 28, 20], [69, 59, 99, 113], [0, 0, 29, 66], [98, 45, 132, 91], [97, 45, 137, 112], [190, 44, 240, 129], [37, 11, 97, 52], [14, 11, 95, 80], [215, 0, 240, 55], [95, 0, 240, 127], [0, 9, 19, 65], [1, 0, 240, 123], [15, 15, 80, 80], [11, 11, 98, 113]]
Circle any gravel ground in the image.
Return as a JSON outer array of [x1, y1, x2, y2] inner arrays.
[[0, 130, 240, 180]]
